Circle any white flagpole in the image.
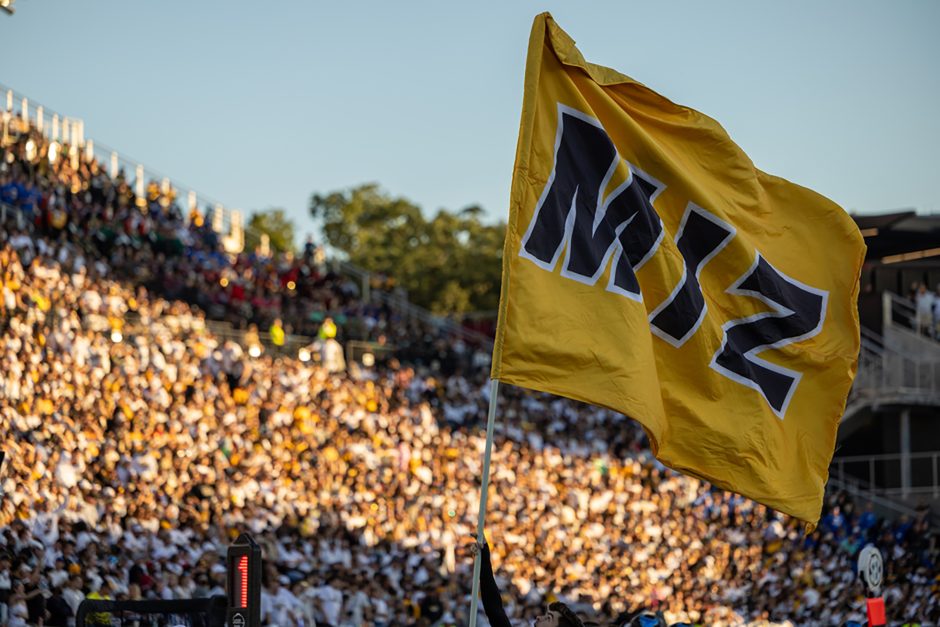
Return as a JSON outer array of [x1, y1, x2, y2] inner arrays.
[[468, 378, 500, 627]]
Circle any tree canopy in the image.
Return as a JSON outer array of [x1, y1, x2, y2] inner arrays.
[[310, 184, 504, 315], [245, 208, 296, 254]]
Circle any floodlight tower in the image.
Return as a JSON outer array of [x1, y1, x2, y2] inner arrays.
[[0, 0, 15, 15]]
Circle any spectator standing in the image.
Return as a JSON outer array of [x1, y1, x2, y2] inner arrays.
[[915, 283, 934, 336], [61, 576, 85, 619], [470, 539, 586, 627], [269, 317, 286, 349], [85, 580, 113, 626], [45, 586, 73, 627], [932, 283, 940, 338]]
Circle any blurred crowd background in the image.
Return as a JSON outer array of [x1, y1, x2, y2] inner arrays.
[[0, 105, 937, 626]]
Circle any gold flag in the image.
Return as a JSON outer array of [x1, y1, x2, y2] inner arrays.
[[492, 13, 865, 526]]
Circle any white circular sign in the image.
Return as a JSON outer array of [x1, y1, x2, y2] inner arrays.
[[857, 545, 883, 593]]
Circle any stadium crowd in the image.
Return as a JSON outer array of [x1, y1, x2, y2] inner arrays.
[[1, 112, 938, 627], [0, 110, 418, 345]]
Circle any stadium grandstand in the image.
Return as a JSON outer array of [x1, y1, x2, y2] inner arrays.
[[0, 82, 937, 627], [837, 212, 940, 530]]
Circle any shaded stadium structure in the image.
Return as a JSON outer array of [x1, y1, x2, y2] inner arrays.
[[837, 211, 940, 528]]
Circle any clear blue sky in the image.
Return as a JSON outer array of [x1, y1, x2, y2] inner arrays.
[[2, 1, 938, 239]]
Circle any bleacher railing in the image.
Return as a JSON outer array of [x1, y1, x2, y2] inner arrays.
[[76, 596, 226, 627], [337, 259, 495, 350], [884, 290, 917, 331], [825, 476, 924, 522], [831, 451, 940, 500], [848, 317, 940, 410], [1, 82, 244, 251], [3, 83, 503, 353], [0, 198, 25, 229], [202, 318, 315, 358]]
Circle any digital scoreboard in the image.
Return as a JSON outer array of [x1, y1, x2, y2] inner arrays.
[[226, 533, 261, 627]]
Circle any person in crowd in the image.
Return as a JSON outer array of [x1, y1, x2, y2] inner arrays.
[[85, 579, 113, 626], [269, 317, 286, 348], [6, 581, 30, 627], [470, 539, 585, 627], [915, 282, 934, 336], [44, 585, 72, 627], [932, 282, 940, 339]]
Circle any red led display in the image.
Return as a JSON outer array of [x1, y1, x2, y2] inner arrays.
[[227, 533, 260, 626], [238, 555, 249, 608]]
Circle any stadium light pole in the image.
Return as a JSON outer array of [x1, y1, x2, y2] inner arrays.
[[0, 0, 14, 15]]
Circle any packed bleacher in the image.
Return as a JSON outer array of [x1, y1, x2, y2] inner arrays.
[[0, 111, 423, 348], [1, 111, 938, 626]]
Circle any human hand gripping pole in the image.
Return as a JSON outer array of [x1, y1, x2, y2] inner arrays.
[[468, 538, 514, 627], [468, 379, 500, 627]]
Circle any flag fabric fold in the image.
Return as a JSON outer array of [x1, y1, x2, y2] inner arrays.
[[492, 12, 865, 527]]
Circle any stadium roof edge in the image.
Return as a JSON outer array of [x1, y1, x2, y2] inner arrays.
[[853, 210, 940, 262]]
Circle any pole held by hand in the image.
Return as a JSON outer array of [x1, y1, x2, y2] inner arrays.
[[468, 379, 500, 627]]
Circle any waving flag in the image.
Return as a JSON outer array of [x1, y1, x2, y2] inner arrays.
[[492, 13, 865, 526]]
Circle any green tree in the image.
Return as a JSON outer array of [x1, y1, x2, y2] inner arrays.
[[244, 208, 296, 254], [310, 184, 504, 315]]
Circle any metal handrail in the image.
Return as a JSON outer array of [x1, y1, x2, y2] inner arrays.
[[883, 290, 940, 339], [0, 199, 26, 229], [2, 81, 240, 238], [833, 451, 940, 464], [3, 196, 480, 362], [4, 84, 499, 349], [885, 290, 917, 326], [375, 288, 495, 349], [848, 319, 940, 407], [860, 325, 885, 354], [88, 140, 235, 231], [202, 319, 314, 352], [75, 596, 226, 627], [888, 291, 917, 313], [826, 477, 921, 519], [830, 451, 940, 500], [336, 259, 496, 350]]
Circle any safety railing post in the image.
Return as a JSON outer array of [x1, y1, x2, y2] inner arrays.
[[135, 164, 144, 199], [259, 233, 270, 257], [213, 204, 224, 233], [187, 191, 197, 223]]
